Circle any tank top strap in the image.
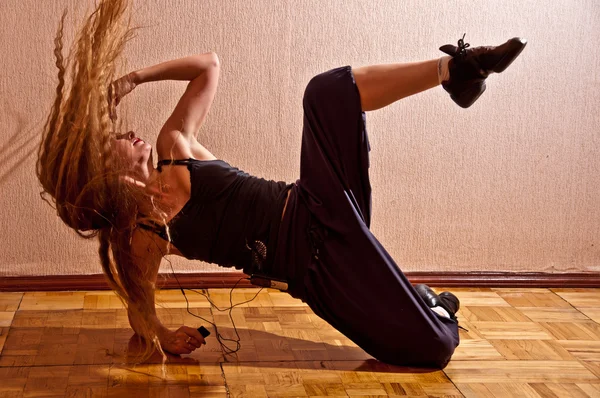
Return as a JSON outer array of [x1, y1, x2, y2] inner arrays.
[[137, 220, 169, 241], [157, 158, 195, 172]]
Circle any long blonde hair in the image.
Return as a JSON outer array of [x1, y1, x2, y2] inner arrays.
[[37, 0, 162, 361]]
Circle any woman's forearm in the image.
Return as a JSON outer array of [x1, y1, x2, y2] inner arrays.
[[131, 52, 219, 85], [128, 309, 169, 339]]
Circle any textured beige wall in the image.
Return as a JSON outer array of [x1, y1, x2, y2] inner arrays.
[[1, 0, 599, 276]]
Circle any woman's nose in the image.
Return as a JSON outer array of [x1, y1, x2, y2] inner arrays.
[[127, 131, 135, 139]]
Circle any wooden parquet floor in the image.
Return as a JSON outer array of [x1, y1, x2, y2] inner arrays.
[[0, 287, 599, 397]]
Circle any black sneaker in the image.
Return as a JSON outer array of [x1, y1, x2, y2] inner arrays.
[[414, 284, 460, 321], [438, 291, 460, 317], [440, 35, 527, 108]]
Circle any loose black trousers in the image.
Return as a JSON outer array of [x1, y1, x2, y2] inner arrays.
[[271, 66, 459, 369]]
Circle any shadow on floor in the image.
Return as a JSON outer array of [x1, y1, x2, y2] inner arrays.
[[0, 325, 439, 375]]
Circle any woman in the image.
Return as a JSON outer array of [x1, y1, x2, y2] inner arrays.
[[37, 0, 526, 368]]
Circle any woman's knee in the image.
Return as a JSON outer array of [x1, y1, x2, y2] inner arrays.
[[302, 67, 352, 110], [302, 72, 330, 109], [422, 332, 457, 369], [372, 332, 457, 369]]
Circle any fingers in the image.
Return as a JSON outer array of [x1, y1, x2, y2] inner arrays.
[[172, 341, 193, 355], [169, 326, 208, 356], [164, 345, 192, 355], [161, 328, 204, 356], [183, 335, 201, 349], [181, 326, 207, 346]]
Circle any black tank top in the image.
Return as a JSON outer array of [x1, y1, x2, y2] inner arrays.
[[140, 159, 292, 274]]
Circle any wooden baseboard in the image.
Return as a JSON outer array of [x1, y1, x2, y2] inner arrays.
[[0, 271, 599, 292], [0, 272, 252, 292], [406, 272, 600, 288]]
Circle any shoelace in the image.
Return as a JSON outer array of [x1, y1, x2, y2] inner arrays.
[[457, 33, 470, 57]]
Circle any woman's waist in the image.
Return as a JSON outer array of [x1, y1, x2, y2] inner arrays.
[[188, 184, 294, 268], [260, 183, 313, 299]]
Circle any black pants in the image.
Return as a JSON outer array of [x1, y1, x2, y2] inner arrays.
[[272, 66, 459, 369]]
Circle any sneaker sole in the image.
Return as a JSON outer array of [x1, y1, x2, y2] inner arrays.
[[449, 80, 486, 108]]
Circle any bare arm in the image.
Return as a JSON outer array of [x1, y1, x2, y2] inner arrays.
[[128, 229, 206, 355], [131, 53, 219, 83], [111, 52, 220, 160], [132, 52, 220, 140], [126, 231, 166, 339]]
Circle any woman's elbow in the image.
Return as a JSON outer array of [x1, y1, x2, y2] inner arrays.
[[203, 52, 220, 69], [211, 52, 220, 68]]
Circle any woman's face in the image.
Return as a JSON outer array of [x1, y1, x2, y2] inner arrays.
[[112, 131, 153, 182]]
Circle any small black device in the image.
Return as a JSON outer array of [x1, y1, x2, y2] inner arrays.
[[250, 274, 289, 291], [198, 326, 211, 338]]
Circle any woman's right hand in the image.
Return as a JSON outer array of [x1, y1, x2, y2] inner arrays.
[[158, 325, 206, 355]]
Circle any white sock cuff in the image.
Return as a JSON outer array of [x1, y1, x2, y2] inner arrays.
[[437, 56, 451, 84], [431, 306, 451, 319]]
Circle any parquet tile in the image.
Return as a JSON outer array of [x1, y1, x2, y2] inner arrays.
[[0, 326, 8, 354], [212, 305, 373, 363], [155, 289, 213, 309], [445, 360, 598, 383], [577, 383, 600, 398], [529, 382, 596, 398], [23, 365, 71, 397], [0, 366, 30, 396], [540, 321, 600, 341], [582, 361, 600, 379], [222, 361, 463, 397], [579, 308, 600, 324], [20, 292, 86, 310], [556, 340, 600, 361], [489, 339, 575, 360], [456, 382, 542, 398], [0, 288, 599, 397], [552, 289, 600, 307], [83, 291, 126, 310], [492, 287, 552, 292], [454, 318, 484, 339], [517, 307, 591, 323], [553, 289, 600, 323], [208, 288, 277, 309], [447, 291, 512, 308], [496, 291, 572, 308], [0, 311, 15, 327], [468, 321, 554, 340], [0, 292, 23, 311], [449, 339, 504, 361], [460, 305, 531, 322]]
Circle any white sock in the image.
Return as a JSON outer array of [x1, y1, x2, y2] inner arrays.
[[437, 56, 451, 83], [431, 306, 451, 319]]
